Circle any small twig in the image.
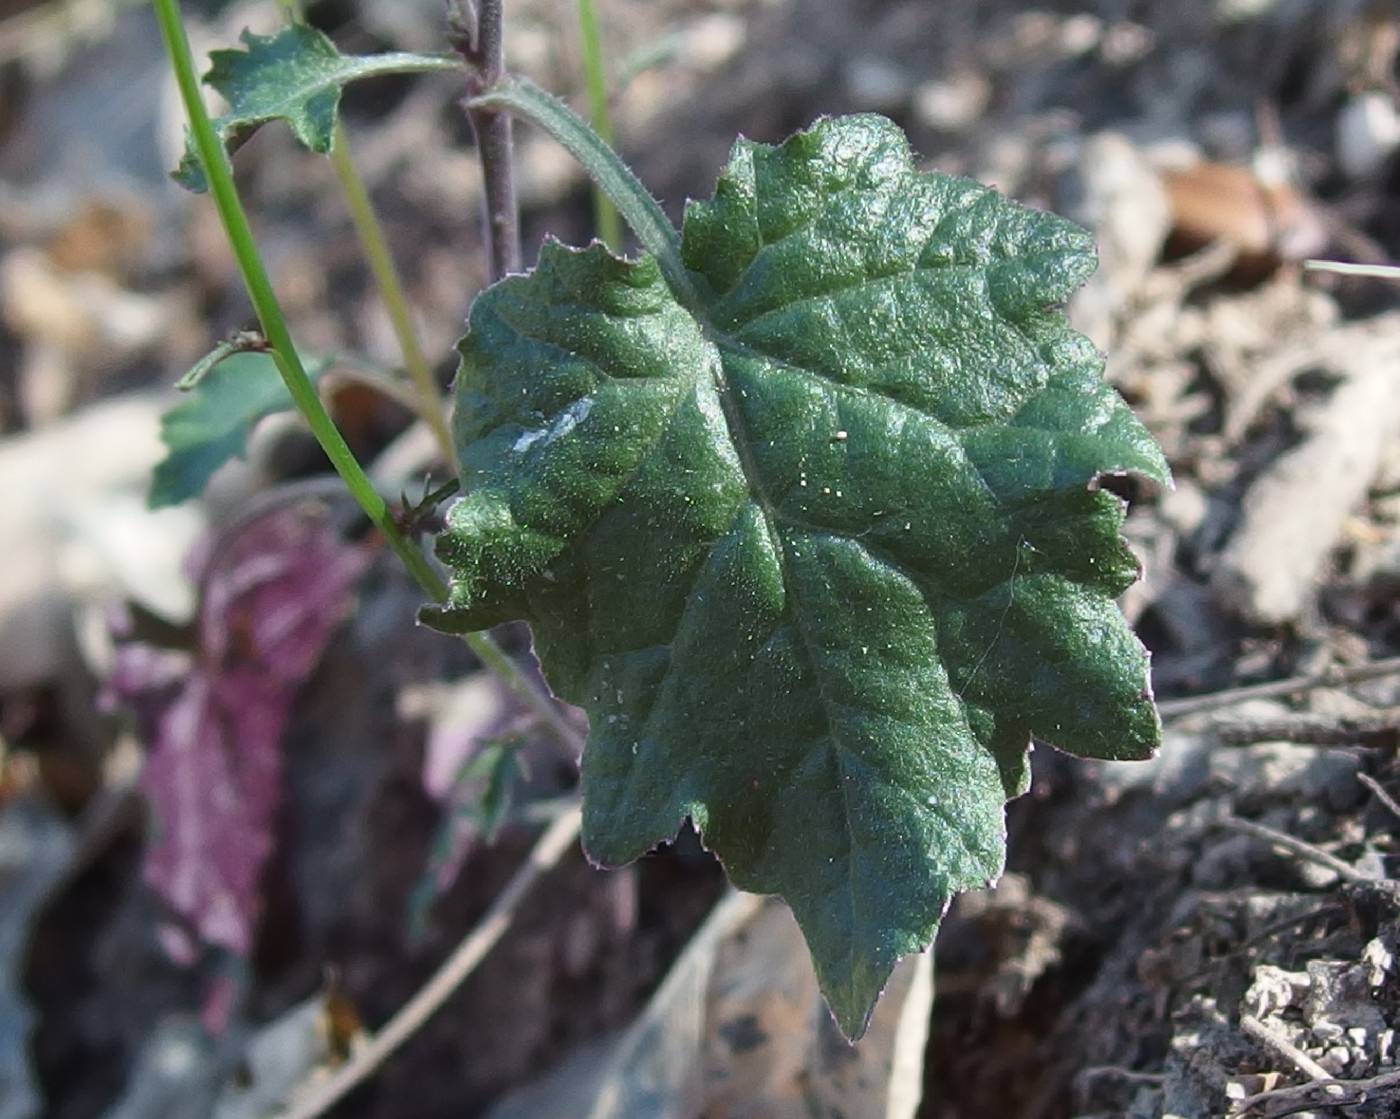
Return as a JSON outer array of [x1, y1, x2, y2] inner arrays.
[[1240, 1014, 1339, 1087], [457, 0, 520, 280], [1359, 772, 1400, 823], [1237, 1065, 1400, 1115], [1079, 1065, 1167, 1085], [177, 330, 270, 389], [1158, 657, 1400, 721], [1305, 259, 1400, 280], [1215, 710, 1400, 748], [274, 803, 582, 1119], [1217, 815, 1381, 886]]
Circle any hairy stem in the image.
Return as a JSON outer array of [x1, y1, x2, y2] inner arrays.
[[467, 76, 697, 309], [329, 120, 454, 460], [463, 0, 520, 280], [153, 0, 580, 751], [1157, 654, 1400, 719], [574, 0, 623, 251]]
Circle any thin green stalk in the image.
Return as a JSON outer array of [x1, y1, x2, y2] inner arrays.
[[575, 0, 622, 251], [153, 0, 443, 600], [153, 0, 581, 751], [327, 121, 454, 461], [274, 0, 453, 462]]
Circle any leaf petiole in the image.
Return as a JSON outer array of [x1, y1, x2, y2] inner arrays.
[[176, 331, 269, 390], [466, 75, 701, 308]]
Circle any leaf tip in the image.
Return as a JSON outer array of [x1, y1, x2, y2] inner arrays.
[[818, 942, 926, 1042]]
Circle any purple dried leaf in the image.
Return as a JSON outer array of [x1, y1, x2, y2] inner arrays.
[[108, 507, 370, 959]]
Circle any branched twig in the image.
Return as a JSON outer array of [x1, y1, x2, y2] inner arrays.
[[1215, 710, 1400, 748], [1216, 814, 1382, 886], [1358, 772, 1400, 823], [155, 26, 587, 1105], [154, 0, 449, 601], [1158, 657, 1400, 721], [1237, 1064, 1400, 1115], [274, 804, 583, 1119]]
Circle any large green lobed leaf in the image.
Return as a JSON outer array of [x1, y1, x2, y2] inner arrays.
[[428, 114, 1170, 1038]]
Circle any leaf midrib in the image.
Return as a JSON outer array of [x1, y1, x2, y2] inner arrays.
[[693, 301, 874, 983], [215, 51, 462, 132]]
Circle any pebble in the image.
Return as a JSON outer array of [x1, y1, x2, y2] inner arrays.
[[912, 73, 990, 133], [683, 13, 746, 73], [1337, 91, 1400, 180], [1318, 1045, 1352, 1075], [1311, 1020, 1345, 1042]]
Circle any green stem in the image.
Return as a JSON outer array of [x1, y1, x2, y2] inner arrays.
[[275, 0, 452, 462], [329, 121, 455, 462], [467, 76, 700, 311], [574, 0, 622, 252], [153, 0, 445, 601], [153, 0, 581, 751]]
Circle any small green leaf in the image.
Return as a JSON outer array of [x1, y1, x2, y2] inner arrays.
[[462, 736, 528, 842], [428, 114, 1170, 1038], [150, 350, 333, 508], [174, 24, 461, 192]]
